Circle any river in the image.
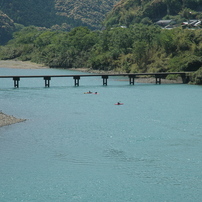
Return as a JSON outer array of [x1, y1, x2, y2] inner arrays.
[[0, 67, 202, 202]]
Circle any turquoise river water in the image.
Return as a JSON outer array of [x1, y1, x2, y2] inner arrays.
[[0, 67, 202, 202]]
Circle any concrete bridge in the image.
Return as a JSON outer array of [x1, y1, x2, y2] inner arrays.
[[0, 72, 192, 88]]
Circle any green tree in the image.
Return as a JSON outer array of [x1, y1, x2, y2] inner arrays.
[[158, 29, 177, 55], [12, 26, 38, 44]]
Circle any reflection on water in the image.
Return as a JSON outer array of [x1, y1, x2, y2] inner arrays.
[[103, 148, 134, 162]]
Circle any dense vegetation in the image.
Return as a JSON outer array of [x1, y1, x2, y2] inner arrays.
[[1, 0, 202, 84], [104, 0, 202, 27], [55, 0, 119, 29], [1, 0, 201, 31], [0, 0, 61, 27], [0, 0, 118, 30], [1, 25, 202, 83]]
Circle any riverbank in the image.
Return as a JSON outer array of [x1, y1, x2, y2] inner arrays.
[[0, 59, 49, 69], [0, 112, 26, 127]]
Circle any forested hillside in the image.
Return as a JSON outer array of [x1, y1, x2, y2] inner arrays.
[[55, 0, 119, 29], [0, 0, 119, 29], [1, 0, 202, 84], [1, 25, 202, 83], [0, 0, 60, 27], [104, 0, 202, 27]]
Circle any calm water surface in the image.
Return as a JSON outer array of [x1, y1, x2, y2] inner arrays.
[[0, 68, 202, 202]]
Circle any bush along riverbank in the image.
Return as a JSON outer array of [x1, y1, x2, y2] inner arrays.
[[0, 25, 202, 84]]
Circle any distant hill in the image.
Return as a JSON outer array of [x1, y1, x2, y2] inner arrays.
[[0, 0, 119, 44], [0, 0, 119, 29], [103, 0, 202, 27], [1, 0, 202, 45], [55, 0, 119, 29], [0, 0, 59, 27]]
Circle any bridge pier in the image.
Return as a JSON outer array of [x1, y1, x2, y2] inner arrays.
[[73, 76, 80, 86], [181, 73, 190, 84], [102, 75, 108, 85], [44, 76, 51, 87], [155, 74, 167, 84], [155, 77, 161, 84], [129, 75, 136, 85], [0, 72, 193, 88], [13, 77, 20, 88]]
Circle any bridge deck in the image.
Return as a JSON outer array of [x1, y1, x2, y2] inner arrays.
[[0, 72, 193, 87], [0, 72, 191, 78]]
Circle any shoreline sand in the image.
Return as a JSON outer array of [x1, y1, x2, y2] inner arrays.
[[0, 59, 182, 127], [0, 60, 49, 69]]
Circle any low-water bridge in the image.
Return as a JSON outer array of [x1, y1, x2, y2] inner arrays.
[[0, 72, 192, 88]]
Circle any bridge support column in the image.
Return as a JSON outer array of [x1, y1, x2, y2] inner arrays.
[[73, 76, 80, 86], [129, 75, 136, 85], [13, 77, 20, 88], [102, 75, 108, 86], [44, 76, 51, 87], [155, 74, 167, 84], [155, 77, 161, 84], [181, 73, 190, 84]]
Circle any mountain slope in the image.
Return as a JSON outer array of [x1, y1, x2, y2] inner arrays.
[[0, 0, 119, 29], [0, 0, 59, 27], [55, 0, 119, 29]]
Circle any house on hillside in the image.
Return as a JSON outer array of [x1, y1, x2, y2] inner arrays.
[[155, 20, 178, 29], [156, 20, 174, 27], [181, 20, 201, 28]]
